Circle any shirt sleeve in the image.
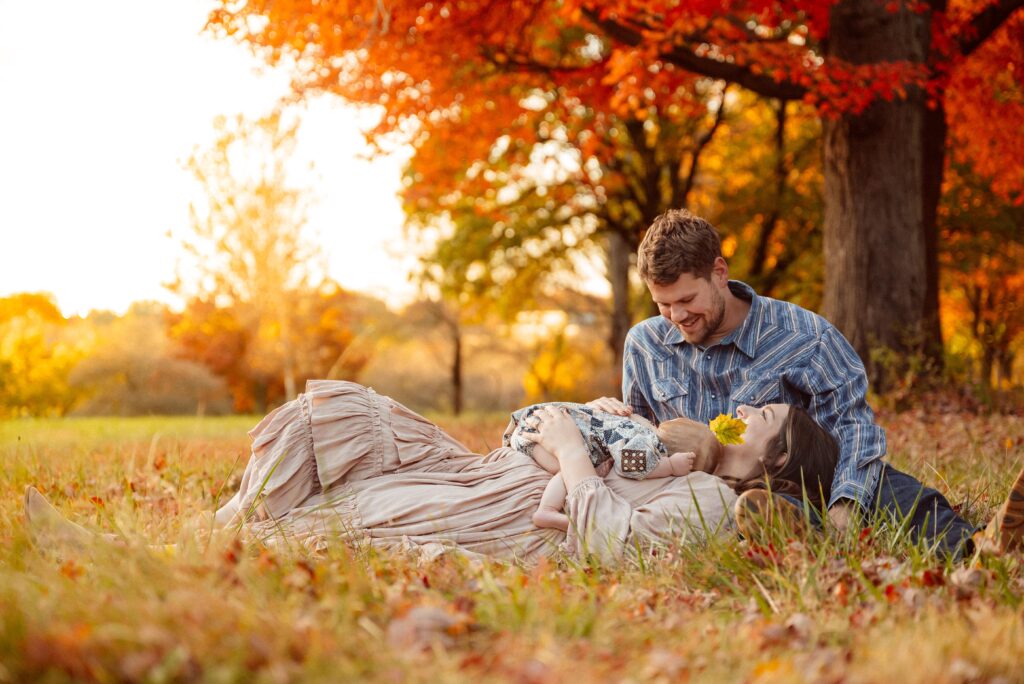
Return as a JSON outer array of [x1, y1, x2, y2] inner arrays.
[[622, 331, 657, 423], [801, 327, 887, 510]]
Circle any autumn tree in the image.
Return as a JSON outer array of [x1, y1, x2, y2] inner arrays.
[[0, 293, 85, 417], [208, 0, 1024, 386], [404, 79, 736, 372], [70, 303, 228, 415], [940, 163, 1024, 388], [172, 111, 354, 411], [168, 278, 373, 413]]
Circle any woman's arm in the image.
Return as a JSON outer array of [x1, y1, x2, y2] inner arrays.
[[517, 405, 597, 491]]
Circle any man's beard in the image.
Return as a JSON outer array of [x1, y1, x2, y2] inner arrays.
[[679, 286, 726, 346]]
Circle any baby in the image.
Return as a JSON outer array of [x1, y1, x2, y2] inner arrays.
[[504, 402, 721, 531]]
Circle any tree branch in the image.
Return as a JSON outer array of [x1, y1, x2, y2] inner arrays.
[[960, 0, 1024, 56], [583, 9, 808, 101], [678, 85, 729, 206]]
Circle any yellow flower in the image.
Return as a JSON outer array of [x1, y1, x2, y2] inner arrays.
[[709, 414, 746, 445]]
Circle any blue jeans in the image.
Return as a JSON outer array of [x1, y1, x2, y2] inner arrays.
[[782, 465, 977, 560]]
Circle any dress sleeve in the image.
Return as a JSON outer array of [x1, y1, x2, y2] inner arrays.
[[562, 477, 635, 565], [562, 473, 736, 565]]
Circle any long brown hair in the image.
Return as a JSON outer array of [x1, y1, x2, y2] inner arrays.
[[733, 406, 839, 510]]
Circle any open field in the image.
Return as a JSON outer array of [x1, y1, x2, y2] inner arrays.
[[2, 410, 1023, 683]]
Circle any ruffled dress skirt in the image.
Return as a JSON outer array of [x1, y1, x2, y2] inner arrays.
[[221, 380, 482, 524]]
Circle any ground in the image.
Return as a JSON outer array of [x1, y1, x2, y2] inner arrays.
[[1, 410, 1022, 683]]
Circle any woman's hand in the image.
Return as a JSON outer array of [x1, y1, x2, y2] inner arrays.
[[519, 406, 598, 492], [586, 397, 632, 416], [518, 405, 587, 460]]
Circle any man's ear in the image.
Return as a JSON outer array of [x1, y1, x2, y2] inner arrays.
[[711, 256, 729, 286]]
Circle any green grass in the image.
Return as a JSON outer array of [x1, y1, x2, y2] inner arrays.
[[1, 412, 1022, 682]]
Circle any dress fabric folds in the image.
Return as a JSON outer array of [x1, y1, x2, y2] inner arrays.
[[222, 380, 736, 564]]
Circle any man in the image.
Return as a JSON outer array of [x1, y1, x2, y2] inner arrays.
[[592, 209, 1022, 557]]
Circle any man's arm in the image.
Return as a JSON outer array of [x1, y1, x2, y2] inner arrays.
[[622, 331, 658, 423], [801, 327, 887, 524]]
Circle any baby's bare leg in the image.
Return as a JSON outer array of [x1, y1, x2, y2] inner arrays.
[[532, 473, 570, 532]]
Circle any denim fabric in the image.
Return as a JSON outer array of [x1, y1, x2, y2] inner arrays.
[[623, 280, 885, 510], [781, 465, 976, 559]]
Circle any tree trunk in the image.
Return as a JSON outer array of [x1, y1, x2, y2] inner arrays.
[[822, 0, 930, 390], [607, 229, 632, 384], [920, 0, 948, 372], [451, 325, 463, 415]]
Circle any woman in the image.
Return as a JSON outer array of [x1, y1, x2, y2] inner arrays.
[[25, 381, 836, 565]]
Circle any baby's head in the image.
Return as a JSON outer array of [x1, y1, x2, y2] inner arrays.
[[656, 417, 720, 474]]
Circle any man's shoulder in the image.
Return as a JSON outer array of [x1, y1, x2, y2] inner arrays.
[[755, 294, 835, 340], [626, 315, 673, 343], [625, 317, 674, 358]]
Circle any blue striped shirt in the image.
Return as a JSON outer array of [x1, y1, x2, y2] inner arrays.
[[622, 280, 886, 510]]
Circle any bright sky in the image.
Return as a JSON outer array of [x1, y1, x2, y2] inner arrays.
[[0, 0, 418, 317]]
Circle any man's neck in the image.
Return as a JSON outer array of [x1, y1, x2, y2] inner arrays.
[[704, 286, 752, 347]]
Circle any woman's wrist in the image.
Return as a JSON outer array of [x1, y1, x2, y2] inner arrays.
[[553, 441, 590, 463], [556, 443, 599, 492]]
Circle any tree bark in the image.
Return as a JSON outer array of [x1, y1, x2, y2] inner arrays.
[[607, 229, 632, 384], [821, 0, 930, 389], [452, 324, 463, 415]]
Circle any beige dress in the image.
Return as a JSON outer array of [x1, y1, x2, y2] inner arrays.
[[219, 381, 736, 564]]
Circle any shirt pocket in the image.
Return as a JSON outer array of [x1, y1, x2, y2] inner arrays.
[[652, 377, 688, 417], [730, 374, 782, 408]]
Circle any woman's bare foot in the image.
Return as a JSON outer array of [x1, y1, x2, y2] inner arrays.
[[24, 486, 96, 550]]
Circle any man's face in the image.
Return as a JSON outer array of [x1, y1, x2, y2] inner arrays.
[[647, 267, 727, 346]]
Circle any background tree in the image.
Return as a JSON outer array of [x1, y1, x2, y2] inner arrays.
[[940, 163, 1024, 388], [207, 0, 1024, 386], [403, 80, 733, 372], [170, 111, 367, 411], [0, 293, 85, 418], [70, 303, 229, 416]]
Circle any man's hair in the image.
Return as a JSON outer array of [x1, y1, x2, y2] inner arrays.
[[733, 407, 839, 511], [636, 209, 722, 284]]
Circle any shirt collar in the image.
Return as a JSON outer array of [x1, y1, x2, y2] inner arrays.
[[659, 279, 762, 359], [723, 280, 760, 359]]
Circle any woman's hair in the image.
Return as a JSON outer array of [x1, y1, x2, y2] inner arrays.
[[733, 407, 839, 510]]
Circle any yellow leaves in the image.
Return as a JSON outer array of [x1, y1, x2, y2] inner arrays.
[[709, 414, 746, 445]]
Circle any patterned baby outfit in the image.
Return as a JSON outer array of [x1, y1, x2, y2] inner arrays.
[[505, 402, 667, 479]]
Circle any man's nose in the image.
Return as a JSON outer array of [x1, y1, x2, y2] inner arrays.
[[669, 304, 688, 322]]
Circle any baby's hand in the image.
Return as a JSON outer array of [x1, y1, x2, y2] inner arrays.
[[668, 451, 696, 477]]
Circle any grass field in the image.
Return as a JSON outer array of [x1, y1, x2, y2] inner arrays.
[[1, 410, 1023, 683]]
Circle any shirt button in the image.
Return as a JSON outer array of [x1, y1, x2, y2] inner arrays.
[[711, 394, 716, 399]]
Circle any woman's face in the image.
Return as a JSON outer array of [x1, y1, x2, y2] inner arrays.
[[736, 404, 790, 445], [732, 404, 791, 478]]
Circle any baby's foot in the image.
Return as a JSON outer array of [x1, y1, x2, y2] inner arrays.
[[24, 486, 95, 551]]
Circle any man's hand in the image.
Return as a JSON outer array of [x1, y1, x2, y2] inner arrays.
[[586, 397, 632, 416], [827, 499, 859, 533]]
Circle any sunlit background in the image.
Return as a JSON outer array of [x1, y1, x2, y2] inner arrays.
[[0, 0, 416, 317], [0, 0, 1019, 419]]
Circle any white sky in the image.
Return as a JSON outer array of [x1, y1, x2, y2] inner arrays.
[[0, 0, 418, 316]]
